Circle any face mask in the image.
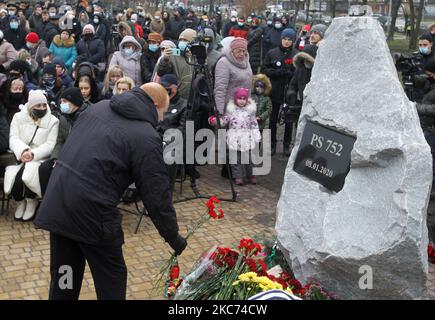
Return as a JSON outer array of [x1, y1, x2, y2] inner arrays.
[[60, 102, 72, 114], [231, 17, 236, 22], [49, 12, 56, 17], [10, 22, 19, 29], [123, 47, 134, 56], [26, 42, 33, 49], [154, 16, 160, 20], [247, 18, 252, 23], [83, 33, 93, 40], [8, 10, 15, 16], [238, 22, 244, 27], [148, 44, 159, 52], [420, 47, 430, 55], [139, 12, 145, 17], [32, 108, 47, 119], [304, 62, 314, 69], [274, 23, 282, 29], [267, 20, 273, 26], [131, 19, 137, 23], [10, 92, 23, 100], [93, 17, 99, 24], [178, 41, 188, 51], [26, 59, 32, 65]]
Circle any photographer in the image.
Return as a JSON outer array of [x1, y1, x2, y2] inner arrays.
[[156, 28, 197, 100], [396, 34, 435, 102]]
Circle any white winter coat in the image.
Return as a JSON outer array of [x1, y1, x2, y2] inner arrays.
[[221, 100, 261, 152], [4, 105, 59, 198]]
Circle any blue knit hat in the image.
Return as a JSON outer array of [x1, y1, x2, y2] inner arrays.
[[281, 28, 296, 42], [160, 74, 178, 87]]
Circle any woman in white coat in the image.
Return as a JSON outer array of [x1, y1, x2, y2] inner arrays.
[[5, 90, 59, 221]]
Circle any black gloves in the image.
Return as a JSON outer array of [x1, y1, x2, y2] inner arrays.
[[168, 233, 187, 256]]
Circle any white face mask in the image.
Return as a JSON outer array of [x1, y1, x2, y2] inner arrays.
[[26, 59, 32, 65], [154, 16, 160, 20]]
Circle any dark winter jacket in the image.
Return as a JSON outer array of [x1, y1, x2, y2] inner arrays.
[[3, 27, 27, 50], [417, 83, 435, 128], [28, 14, 43, 33], [287, 51, 315, 105], [248, 26, 263, 71], [50, 103, 88, 159], [167, 16, 186, 41], [141, 49, 161, 83], [76, 36, 106, 64], [43, 22, 60, 48], [34, 87, 185, 250], [261, 45, 296, 104], [263, 27, 284, 57], [157, 94, 187, 136]]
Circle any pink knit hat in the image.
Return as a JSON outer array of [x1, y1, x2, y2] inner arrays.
[[82, 24, 95, 35], [230, 37, 248, 50], [234, 87, 249, 103]]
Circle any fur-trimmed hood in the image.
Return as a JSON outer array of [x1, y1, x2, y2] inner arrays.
[[252, 74, 272, 96], [225, 99, 257, 116], [118, 21, 133, 36], [293, 51, 315, 69], [52, 34, 76, 48]]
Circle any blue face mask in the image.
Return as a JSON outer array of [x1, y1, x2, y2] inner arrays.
[[60, 102, 72, 114], [10, 22, 19, 29], [178, 41, 188, 51], [123, 47, 134, 56], [238, 22, 244, 27], [420, 47, 430, 55], [148, 44, 159, 52]]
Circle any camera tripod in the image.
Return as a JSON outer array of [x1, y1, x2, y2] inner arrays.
[[171, 47, 238, 204]]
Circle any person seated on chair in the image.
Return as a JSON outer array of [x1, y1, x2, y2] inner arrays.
[[156, 74, 187, 189], [38, 87, 87, 197], [5, 89, 59, 221]]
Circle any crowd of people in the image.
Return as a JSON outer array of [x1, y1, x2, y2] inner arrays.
[[0, 0, 328, 222]]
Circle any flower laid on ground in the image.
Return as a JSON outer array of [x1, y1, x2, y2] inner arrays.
[[168, 237, 337, 300], [154, 196, 225, 297]]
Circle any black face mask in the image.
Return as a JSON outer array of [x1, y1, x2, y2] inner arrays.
[[10, 92, 23, 100], [83, 33, 93, 40], [32, 108, 47, 119]]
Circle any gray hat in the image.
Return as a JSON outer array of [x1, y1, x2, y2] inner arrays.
[[311, 24, 327, 39]]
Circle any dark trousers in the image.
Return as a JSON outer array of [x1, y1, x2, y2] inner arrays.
[[49, 232, 127, 300], [270, 101, 292, 146], [10, 165, 36, 201]]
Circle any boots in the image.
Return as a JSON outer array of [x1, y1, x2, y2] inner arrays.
[[249, 176, 257, 185], [283, 144, 291, 157], [14, 200, 26, 220], [234, 178, 244, 186], [22, 198, 39, 222], [271, 144, 276, 156]]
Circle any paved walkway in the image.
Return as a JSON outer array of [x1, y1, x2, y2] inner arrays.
[[0, 145, 434, 299]]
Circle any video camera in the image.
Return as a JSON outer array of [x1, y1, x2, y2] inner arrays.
[[188, 34, 213, 66], [394, 52, 427, 101]]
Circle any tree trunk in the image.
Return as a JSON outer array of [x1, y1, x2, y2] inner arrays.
[[209, 0, 214, 15], [295, 1, 301, 24], [305, 0, 311, 23], [387, 0, 402, 41], [407, 0, 415, 49], [331, 0, 337, 18], [411, 0, 425, 49]]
